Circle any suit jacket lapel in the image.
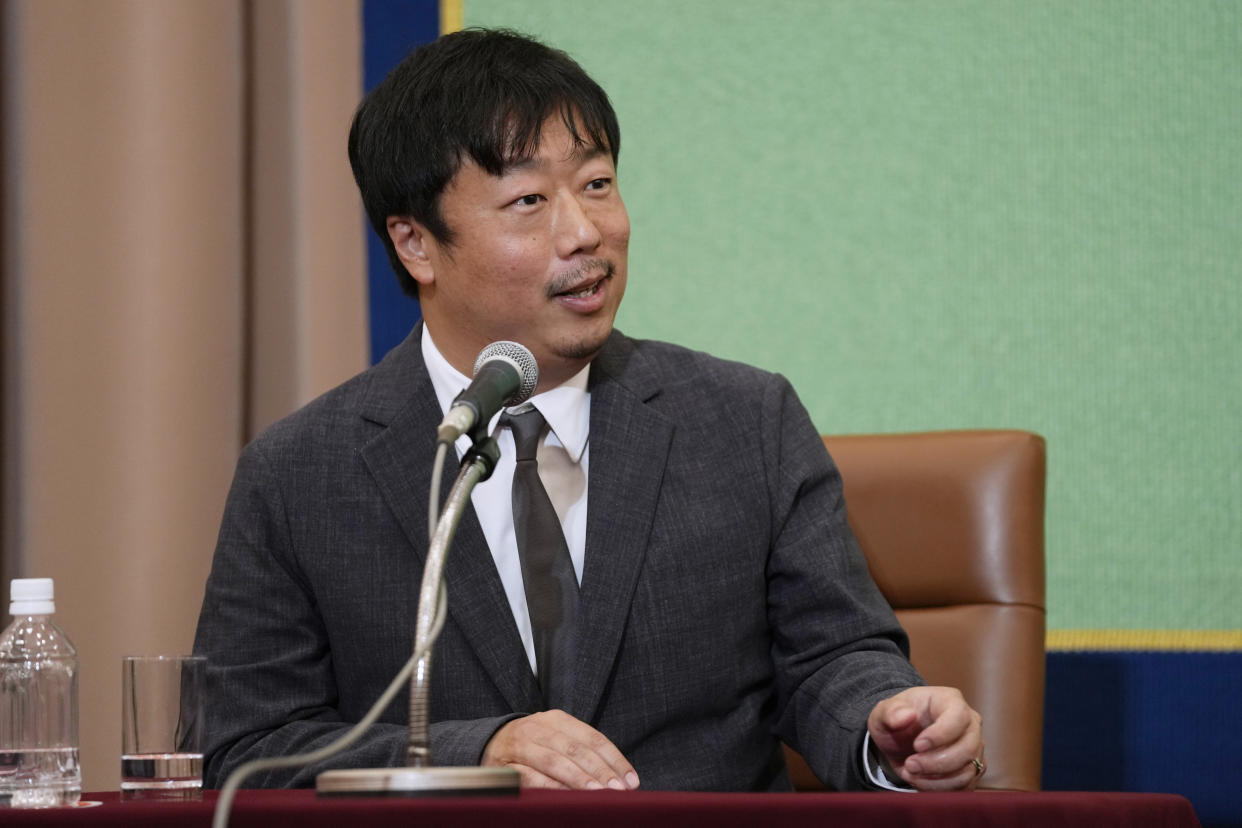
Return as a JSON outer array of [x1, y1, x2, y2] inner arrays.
[[358, 327, 542, 713], [571, 333, 675, 723]]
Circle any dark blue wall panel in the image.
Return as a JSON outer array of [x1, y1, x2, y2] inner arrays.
[[362, 0, 439, 363], [1044, 651, 1242, 827]]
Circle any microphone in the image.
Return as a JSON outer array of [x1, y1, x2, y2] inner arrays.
[[437, 341, 539, 443], [225, 348, 532, 812], [315, 344, 537, 799]]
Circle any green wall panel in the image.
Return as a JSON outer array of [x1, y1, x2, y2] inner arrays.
[[464, 0, 1242, 631]]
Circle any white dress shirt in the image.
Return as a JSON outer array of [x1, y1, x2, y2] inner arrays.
[[421, 326, 907, 791], [422, 327, 590, 675]]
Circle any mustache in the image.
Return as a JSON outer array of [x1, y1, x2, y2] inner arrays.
[[546, 259, 615, 297]]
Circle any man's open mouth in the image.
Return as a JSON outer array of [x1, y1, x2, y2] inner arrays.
[[559, 278, 605, 299], [550, 260, 615, 299]]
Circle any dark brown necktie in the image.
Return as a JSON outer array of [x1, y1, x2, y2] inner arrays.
[[501, 408, 578, 710]]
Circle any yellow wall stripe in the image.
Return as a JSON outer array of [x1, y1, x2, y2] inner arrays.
[[440, 0, 463, 35], [1047, 629, 1242, 652]]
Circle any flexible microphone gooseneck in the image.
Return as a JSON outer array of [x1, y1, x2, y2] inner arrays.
[[308, 342, 538, 800], [213, 343, 537, 826]]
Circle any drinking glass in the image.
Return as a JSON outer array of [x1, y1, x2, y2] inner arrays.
[[120, 655, 205, 801]]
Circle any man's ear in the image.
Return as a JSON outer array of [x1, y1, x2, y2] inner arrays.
[[386, 217, 437, 287]]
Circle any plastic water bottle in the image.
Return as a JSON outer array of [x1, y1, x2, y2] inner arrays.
[[0, 578, 81, 808]]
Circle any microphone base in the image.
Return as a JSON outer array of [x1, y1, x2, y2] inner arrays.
[[315, 766, 520, 798]]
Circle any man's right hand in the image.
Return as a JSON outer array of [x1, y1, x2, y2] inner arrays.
[[481, 710, 640, 790]]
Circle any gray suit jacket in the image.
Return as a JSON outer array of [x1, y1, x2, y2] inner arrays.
[[193, 327, 922, 791]]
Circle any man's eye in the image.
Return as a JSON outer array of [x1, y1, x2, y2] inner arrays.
[[514, 194, 541, 207], [586, 178, 611, 191]]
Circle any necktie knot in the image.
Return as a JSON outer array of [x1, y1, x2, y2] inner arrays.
[[501, 408, 546, 462]]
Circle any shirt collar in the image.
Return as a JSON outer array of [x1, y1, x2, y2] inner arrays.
[[421, 325, 591, 462]]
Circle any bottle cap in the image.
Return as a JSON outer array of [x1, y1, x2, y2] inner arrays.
[[9, 578, 55, 615]]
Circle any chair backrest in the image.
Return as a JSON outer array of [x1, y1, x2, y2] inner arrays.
[[784, 430, 1046, 792]]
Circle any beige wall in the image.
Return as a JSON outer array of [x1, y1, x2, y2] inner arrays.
[[1, 0, 366, 791]]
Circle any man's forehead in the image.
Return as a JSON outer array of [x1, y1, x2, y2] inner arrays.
[[488, 106, 613, 170]]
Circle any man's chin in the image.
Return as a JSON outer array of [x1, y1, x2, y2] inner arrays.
[[552, 328, 613, 363]]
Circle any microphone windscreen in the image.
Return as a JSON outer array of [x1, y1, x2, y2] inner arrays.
[[473, 341, 539, 405]]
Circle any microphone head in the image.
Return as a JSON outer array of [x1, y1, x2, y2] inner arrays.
[[473, 341, 539, 406]]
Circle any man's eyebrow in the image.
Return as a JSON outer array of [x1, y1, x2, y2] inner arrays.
[[503, 145, 607, 173]]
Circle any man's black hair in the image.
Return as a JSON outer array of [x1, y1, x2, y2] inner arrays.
[[348, 28, 622, 298]]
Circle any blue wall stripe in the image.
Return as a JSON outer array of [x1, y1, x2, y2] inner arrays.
[[1044, 651, 1241, 827], [362, 0, 439, 363]]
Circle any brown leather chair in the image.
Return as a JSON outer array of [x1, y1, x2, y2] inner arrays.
[[784, 430, 1046, 792]]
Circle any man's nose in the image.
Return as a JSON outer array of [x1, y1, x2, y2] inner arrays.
[[554, 195, 603, 258]]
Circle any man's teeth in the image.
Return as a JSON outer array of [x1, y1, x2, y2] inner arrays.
[[565, 281, 599, 298]]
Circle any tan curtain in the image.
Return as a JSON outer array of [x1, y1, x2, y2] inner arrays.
[[1, 0, 366, 791]]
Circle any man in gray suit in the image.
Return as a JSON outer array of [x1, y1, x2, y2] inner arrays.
[[194, 28, 985, 793]]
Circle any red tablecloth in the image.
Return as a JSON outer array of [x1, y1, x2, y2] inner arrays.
[[2, 789, 1201, 828]]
